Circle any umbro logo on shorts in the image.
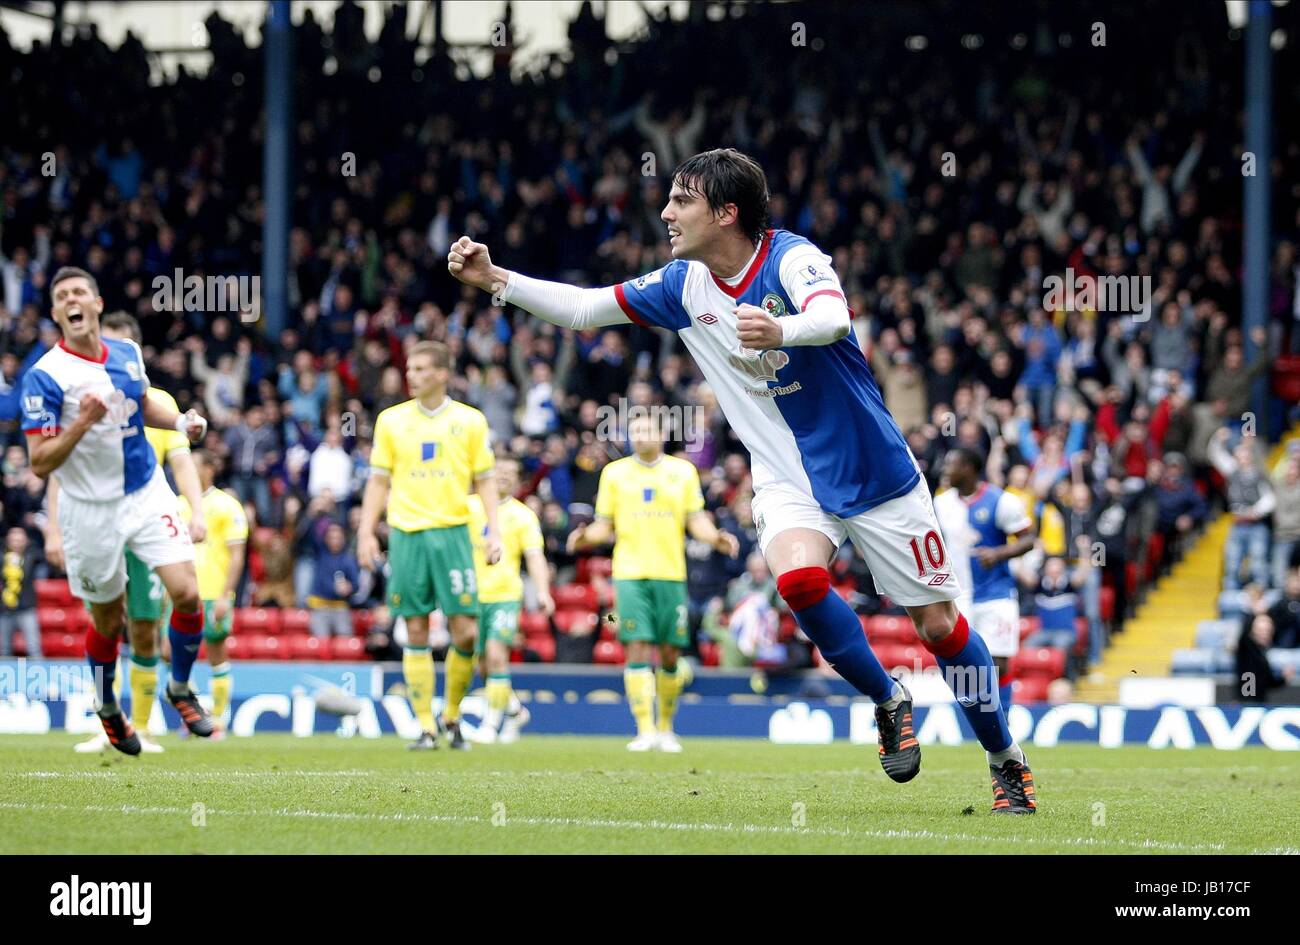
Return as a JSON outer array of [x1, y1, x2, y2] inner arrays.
[[696, 313, 718, 325], [928, 573, 950, 586]]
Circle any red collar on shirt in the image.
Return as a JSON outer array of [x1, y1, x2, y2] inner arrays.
[[961, 482, 989, 506], [58, 340, 109, 364], [710, 229, 773, 298]]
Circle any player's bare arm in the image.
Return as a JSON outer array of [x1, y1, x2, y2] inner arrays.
[[142, 392, 207, 444], [568, 517, 614, 554], [686, 510, 741, 557], [43, 476, 64, 570], [356, 470, 390, 570], [25, 391, 108, 478], [974, 526, 1037, 569], [214, 539, 246, 623], [524, 548, 555, 616], [169, 449, 207, 543], [474, 471, 503, 565]]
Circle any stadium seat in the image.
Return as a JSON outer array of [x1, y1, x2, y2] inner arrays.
[[242, 634, 275, 660], [234, 607, 282, 636], [1170, 648, 1216, 675], [351, 609, 375, 636], [1099, 585, 1115, 623], [698, 640, 720, 667], [593, 639, 625, 665], [289, 635, 328, 660], [34, 579, 75, 607], [1072, 617, 1089, 659], [1019, 616, 1041, 641], [598, 618, 618, 642], [554, 610, 598, 635], [519, 612, 550, 638], [281, 608, 310, 635], [553, 584, 598, 610], [779, 612, 797, 641], [1010, 647, 1067, 681], [588, 556, 613, 579], [224, 636, 245, 660], [331, 637, 364, 660], [1013, 675, 1051, 703], [37, 606, 71, 633], [1195, 619, 1235, 650], [522, 636, 556, 663], [41, 632, 83, 658], [863, 614, 916, 644], [874, 642, 936, 671]]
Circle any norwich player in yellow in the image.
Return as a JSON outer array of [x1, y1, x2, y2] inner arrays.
[[569, 413, 738, 752], [358, 340, 501, 751], [60, 312, 205, 754], [178, 450, 247, 731], [467, 457, 554, 744]]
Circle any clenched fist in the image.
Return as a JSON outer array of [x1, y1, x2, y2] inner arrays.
[[735, 304, 783, 350], [447, 236, 505, 294]]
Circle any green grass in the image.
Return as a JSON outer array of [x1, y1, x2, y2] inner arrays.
[[1, 734, 1296, 854]]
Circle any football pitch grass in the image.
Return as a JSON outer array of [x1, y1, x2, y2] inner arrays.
[[2, 734, 1297, 854]]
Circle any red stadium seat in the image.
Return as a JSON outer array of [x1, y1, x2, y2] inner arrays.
[[1099, 585, 1115, 623], [1019, 616, 1041, 641], [234, 607, 283, 636], [289, 635, 329, 660], [37, 607, 70, 633], [593, 639, 625, 665], [599, 618, 618, 642], [281, 608, 310, 635], [779, 612, 797, 641], [519, 612, 550, 638], [699, 640, 720, 667], [1010, 646, 1067, 681], [351, 609, 375, 636], [10, 633, 28, 656], [523, 636, 556, 663], [553, 584, 598, 610], [224, 636, 245, 660], [41, 632, 83, 658], [588, 557, 613, 579], [864, 615, 917, 644], [243, 634, 275, 660], [1072, 617, 1089, 659], [331, 637, 364, 660], [35, 579, 75, 607], [554, 610, 598, 635], [872, 642, 909, 671], [1013, 675, 1051, 703]]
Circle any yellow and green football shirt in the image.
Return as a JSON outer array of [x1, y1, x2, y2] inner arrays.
[[468, 493, 543, 604], [180, 487, 249, 600], [144, 387, 191, 468], [371, 398, 494, 531], [595, 454, 704, 582]]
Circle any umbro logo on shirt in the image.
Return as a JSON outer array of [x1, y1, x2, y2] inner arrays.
[[696, 313, 718, 325]]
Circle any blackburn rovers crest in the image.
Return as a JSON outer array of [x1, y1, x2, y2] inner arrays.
[[761, 293, 787, 317]]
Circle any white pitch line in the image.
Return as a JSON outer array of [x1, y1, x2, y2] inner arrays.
[[0, 800, 1237, 853], [14, 770, 375, 779]]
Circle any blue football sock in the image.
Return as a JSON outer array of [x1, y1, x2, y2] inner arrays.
[[779, 568, 897, 704], [928, 613, 1013, 753], [167, 607, 204, 687]]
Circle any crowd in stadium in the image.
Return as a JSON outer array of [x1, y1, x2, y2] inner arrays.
[[2, 2, 1299, 677]]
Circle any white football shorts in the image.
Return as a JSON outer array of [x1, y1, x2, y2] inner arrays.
[[57, 465, 194, 604]]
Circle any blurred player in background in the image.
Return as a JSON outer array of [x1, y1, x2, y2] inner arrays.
[[59, 312, 206, 754], [358, 341, 501, 751], [178, 449, 248, 731], [467, 457, 554, 744], [934, 448, 1036, 709], [451, 149, 1037, 811], [22, 268, 214, 755], [568, 413, 738, 751]]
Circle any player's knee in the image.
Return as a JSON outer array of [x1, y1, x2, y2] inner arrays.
[[171, 585, 201, 613], [659, 646, 679, 671], [128, 622, 156, 656], [911, 603, 957, 645], [776, 566, 831, 611]]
